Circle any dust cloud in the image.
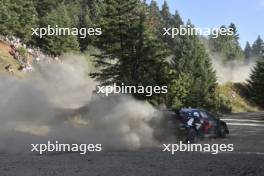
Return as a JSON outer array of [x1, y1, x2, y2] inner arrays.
[[0, 55, 161, 153], [210, 54, 256, 84]]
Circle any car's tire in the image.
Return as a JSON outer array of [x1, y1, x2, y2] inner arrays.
[[219, 124, 227, 138], [187, 128, 197, 143]]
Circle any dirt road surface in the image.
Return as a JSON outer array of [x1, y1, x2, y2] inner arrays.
[[0, 112, 264, 176]]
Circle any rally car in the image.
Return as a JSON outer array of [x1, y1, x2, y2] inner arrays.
[[177, 108, 229, 142]]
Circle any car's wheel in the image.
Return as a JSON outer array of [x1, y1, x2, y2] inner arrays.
[[187, 128, 197, 143], [219, 124, 227, 138]]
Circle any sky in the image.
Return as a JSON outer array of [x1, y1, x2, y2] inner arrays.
[[147, 0, 264, 48]]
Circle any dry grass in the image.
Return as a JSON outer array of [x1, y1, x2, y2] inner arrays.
[[218, 83, 260, 113], [0, 41, 25, 77]]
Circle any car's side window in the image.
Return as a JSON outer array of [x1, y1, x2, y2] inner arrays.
[[200, 111, 208, 119], [206, 111, 216, 121]]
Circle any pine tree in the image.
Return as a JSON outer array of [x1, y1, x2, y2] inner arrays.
[[229, 23, 239, 42], [244, 41, 252, 63], [84, 0, 103, 22], [0, 0, 37, 42], [92, 0, 169, 102], [169, 10, 184, 52], [209, 25, 227, 53], [226, 23, 244, 60], [247, 61, 264, 107], [209, 23, 244, 62], [0, 0, 13, 35], [78, 0, 103, 50], [92, 0, 139, 84], [160, 9, 184, 53], [138, 12, 170, 101], [168, 21, 217, 109], [172, 10, 183, 28], [35, 0, 63, 17], [161, 1, 171, 27], [38, 3, 80, 55], [252, 35, 264, 59], [147, 0, 162, 35]]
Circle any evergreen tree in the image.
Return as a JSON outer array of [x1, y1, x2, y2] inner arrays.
[[168, 11, 184, 52], [92, 0, 140, 84], [0, 0, 37, 42], [160, 0, 172, 48], [168, 21, 217, 109], [78, 0, 103, 50], [229, 23, 239, 42], [161, 1, 171, 27], [147, 0, 162, 35], [209, 25, 227, 53], [209, 23, 244, 62], [172, 10, 183, 28], [252, 35, 264, 59], [138, 12, 170, 102], [84, 0, 103, 22], [0, 0, 14, 35], [35, 0, 63, 17], [244, 41, 252, 63], [92, 0, 169, 102], [247, 61, 264, 107], [38, 3, 80, 55], [160, 9, 184, 53], [226, 23, 244, 60]]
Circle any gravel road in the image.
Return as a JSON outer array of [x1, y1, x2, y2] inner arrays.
[[1, 112, 264, 176]]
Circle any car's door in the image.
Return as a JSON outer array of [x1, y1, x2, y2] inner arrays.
[[199, 111, 210, 133], [200, 110, 217, 134], [205, 111, 219, 134]]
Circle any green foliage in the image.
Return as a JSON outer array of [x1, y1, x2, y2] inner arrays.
[[244, 41, 252, 60], [168, 73, 192, 109], [252, 36, 264, 59], [160, 3, 183, 50], [217, 83, 259, 113], [209, 23, 244, 62], [34, 0, 63, 17], [168, 22, 218, 110], [34, 0, 103, 52], [0, 0, 37, 42], [75, 0, 103, 50], [92, 0, 169, 102], [147, 0, 163, 35], [38, 3, 80, 55], [92, 0, 140, 83], [213, 90, 232, 114], [161, 1, 171, 27], [17, 47, 27, 58], [172, 11, 184, 28], [247, 61, 264, 107], [137, 23, 169, 101]]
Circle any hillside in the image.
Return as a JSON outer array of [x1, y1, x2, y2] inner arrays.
[[0, 36, 58, 78], [0, 41, 25, 77], [217, 83, 261, 113]]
